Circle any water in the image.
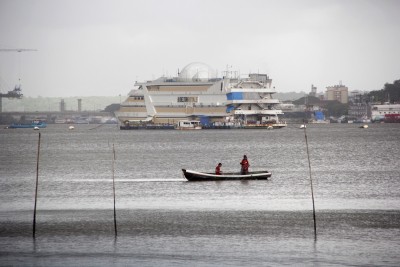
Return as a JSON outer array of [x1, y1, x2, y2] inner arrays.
[[1, 123, 399, 266]]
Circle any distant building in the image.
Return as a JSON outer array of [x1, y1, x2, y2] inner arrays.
[[349, 90, 369, 104], [348, 90, 371, 121], [348, 103, 370, 121], [60, 99, 66, 112], [325, 83, 348, 103], [309, 84, 317, 97]]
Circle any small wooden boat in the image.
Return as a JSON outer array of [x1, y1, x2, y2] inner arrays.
[[182, 169, 271, 181]]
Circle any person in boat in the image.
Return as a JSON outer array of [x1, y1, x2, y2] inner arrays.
[[240, 155, 250, 174], [215, 163, 222, 175]]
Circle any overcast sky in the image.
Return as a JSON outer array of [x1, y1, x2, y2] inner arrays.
[[0, 0, 399, 97]]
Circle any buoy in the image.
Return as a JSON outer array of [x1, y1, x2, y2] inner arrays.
[[300, 124, 306, 129], [69, 125, 75, 130]]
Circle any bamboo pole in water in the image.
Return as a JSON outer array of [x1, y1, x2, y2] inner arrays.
[[33, 132, 41, 238], [303, 122, 317, 241], [112, 144, 117, 236]]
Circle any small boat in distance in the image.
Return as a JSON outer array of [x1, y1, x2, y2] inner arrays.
[[182, 169, 271, 181], [8, 120, 47, 129], [175, 120, 202, 130]]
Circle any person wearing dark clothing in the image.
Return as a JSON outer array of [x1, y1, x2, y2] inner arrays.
[[215, 163, 222, 175], [240, 155, 250, 174]]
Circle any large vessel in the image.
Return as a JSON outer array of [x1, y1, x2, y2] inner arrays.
[[116, 62, 286, 129], [371, 103, 400, 122]]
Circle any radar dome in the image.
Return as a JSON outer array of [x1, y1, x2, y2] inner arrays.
[[178, 62, 217, 82]]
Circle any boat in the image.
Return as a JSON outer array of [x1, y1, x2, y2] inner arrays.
[[175, 120, 202, 130], [182, 169, 272, 181], [54, 118, 67, 124], [8, 120, 47, 129], [371, 103, 400, 122], [115, 62, 227, 126], [119, 120, 175, 130], [384, 113, 400, 123], [115, 62, 287, 129]]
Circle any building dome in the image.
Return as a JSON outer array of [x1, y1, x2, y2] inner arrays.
[[178, 62, 217, 82]]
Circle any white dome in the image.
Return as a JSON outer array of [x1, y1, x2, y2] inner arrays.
[[178, 62, 217, 82]]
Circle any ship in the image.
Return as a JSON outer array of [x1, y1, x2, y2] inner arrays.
[[116, 62, 286, 129], [371, 103, 400, 123]]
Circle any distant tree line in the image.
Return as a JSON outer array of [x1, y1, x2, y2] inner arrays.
[[291, 96, 348, 117], [368, 79, 400, 103]]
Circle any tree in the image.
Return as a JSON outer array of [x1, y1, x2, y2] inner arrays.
[[368, 79, 400, 103], [103, 103, 121, 114], [324, 101, 348, 117]]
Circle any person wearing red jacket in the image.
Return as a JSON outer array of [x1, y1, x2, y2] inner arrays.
[[215, 163, 222, 175], [240, 155, 250, 174]]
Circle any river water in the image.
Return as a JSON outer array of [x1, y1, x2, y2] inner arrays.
[[0, 123, 399, 266]]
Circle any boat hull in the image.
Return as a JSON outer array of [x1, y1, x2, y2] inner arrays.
[[8, 123, 47, 129], [242, 123, 286, 129], [120, 124, 175, 130], [182, 169, 271, 181]]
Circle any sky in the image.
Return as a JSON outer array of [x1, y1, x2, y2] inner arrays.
[[0, 0, 399, 97]]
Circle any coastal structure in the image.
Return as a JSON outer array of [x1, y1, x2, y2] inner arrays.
[[116, 62, 286, 129]]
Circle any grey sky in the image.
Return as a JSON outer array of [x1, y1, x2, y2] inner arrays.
[[0, 0, 399, 97]]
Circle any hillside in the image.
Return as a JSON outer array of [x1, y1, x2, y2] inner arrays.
[[275, 91, 307, 101], [2, 96, 122, 112]]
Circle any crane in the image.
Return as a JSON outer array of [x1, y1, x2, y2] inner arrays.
[[0, 48, 37, 112]]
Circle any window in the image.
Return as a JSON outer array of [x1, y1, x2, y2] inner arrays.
[[178, 97, 198, 103]]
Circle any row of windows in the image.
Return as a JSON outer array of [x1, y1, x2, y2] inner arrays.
[[349, 111, 367, 115], [349, 106, 367, 110], [130, 96, 144, 100], [178, 97, 198, 103]]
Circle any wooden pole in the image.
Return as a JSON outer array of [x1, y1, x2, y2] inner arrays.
[[112, 144, 117, 236], [33, 132, 41, 238], [303, 122, 317, 241]]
